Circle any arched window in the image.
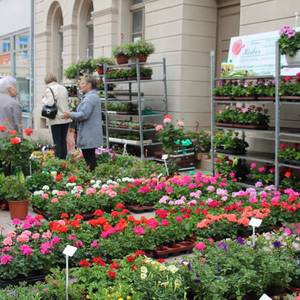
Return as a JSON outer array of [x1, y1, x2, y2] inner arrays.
[[73, 0, 94, 60], [47, 2, 63, 81]]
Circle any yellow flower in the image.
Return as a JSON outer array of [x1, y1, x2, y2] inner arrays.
[[174, 279, 182, 289], [167, 265, 178, 273], [159, 265, 167, 271]]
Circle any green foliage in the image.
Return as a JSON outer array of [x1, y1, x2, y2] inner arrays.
[[25, 172, 54, 192], [113, 40, 155, 58], [279, 144, 300, 161], [187, 130, 211, 153], [216, 105, 270, 127], [2, 173, 30, 201], [64, 63, 79, 79], [106, 67, 153, 80], [214, 131, 249, 154], [91, 57, 115, 68]]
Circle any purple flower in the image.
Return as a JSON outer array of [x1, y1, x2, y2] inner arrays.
[[273, 241, 282, 248], [218, 241, 228, 251], [236, 236, 245, 245], [280, 25, 296, 38]]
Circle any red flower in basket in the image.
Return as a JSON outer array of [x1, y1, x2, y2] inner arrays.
[[10, 137, 21, 145], [24, 128, 33, 136], [0, 125, 7, 132], [283, 76, 293, 83]]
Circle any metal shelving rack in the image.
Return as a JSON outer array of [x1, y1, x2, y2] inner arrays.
[[103, 59, 168, 160], [210, 42, 300, 189]]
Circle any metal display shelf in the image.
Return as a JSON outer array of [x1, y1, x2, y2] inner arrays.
[[107, 127, 156, 133], [215, 151, 275, 164], [210, 43, 300, 189], [103, 59, 168, 160]]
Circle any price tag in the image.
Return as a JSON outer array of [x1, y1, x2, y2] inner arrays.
[[249, 217, 262, 227], [63, 245, 77, 257], [162, 154, 168, 160], [259, 294, 272, 300], [157, 173, 163, 179]]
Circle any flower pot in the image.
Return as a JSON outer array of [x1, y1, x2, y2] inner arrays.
[[96, 65, 104, 75], [8, 200, 29, 220], [286, 51, 300, 66], [135, 54, 148, 63], [116, 54, 129, 65]]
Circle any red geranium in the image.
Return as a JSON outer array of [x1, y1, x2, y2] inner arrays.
[[155, 209, 168, 219], [115, 203, 125, 210], [92, 257, 106, 267], [68, 175, 77, 183], [126, 255, 135, 263], [0, 125, 7, 132], [284, 170, 292, 178], [93, 209, 104, 216], [55, 173, 62, 182], [10, 137, 21, 145], [79, 259, 91, 268], [283, 76, 293, 83], [9, 130, 17, 135], [107, 270, 116, 280], [60, 213, 69, 219], [24, 128, 33, 136], [135, 250, 145, 257]]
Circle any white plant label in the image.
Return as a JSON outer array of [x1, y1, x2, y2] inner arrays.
[[157, 173, 163, 179], [63, 245, 77, 257], [249, 217, 262, 228], [259, 294, 272, 300], [162, 154, 168, 160]]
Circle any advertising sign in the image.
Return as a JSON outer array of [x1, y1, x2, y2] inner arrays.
[[228, 29, 300, 75]]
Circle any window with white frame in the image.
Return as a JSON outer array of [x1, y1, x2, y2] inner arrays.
[[131, 0, 144, 41]]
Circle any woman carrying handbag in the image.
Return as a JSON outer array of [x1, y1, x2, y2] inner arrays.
[[42, 73, 72, 159]]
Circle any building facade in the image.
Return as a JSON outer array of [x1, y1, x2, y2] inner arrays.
[[34, 0, 300, 139], [0, 0, 33, 128]]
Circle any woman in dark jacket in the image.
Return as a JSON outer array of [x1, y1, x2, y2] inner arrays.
[[63, 76, 102, 171]]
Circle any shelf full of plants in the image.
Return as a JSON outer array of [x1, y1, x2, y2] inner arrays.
[[102, 41, 168, 160], [210, 33, 300, 189]]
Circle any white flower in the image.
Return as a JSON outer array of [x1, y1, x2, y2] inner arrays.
[[159, 265, 167, 271], [167, 265, 178, 274], [90, 180, 95, 184], [52, 190, 58, 195], [141, 266, 148, 274], [42, 185, 49, 191], [66, 183, 76, 188], [107, 180, 113, 184], [50, 171, 57, 177], [141, 272, 147, 280], [174, 279, 182, 289], [33, 190, 44, 196]]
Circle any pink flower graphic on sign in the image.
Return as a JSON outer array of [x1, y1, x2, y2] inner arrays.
[[232, 39, 245, 56]]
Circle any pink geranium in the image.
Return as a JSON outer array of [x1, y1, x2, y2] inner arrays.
[[2, 237, 13, 246], [91, 240, 100, 248], [16, 234, 30, 243], [32, 233, 40, 240], [42, 230, 52, 240], [0, 255, 13, 265], [161, 219, 170, 227], [146, 218, 159, 230], [20, 244, 33, 256], [195, 242, 206, 251], [133, 226, 145, 235], [40, 241, 52, 255]]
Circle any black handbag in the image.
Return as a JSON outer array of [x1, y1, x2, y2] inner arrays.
[[41, 87, 58, 119]]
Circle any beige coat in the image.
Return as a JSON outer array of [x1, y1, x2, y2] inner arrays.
[[42, 82, 72, 125]]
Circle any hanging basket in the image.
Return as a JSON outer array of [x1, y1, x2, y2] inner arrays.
[[285, 51, 300, 66]]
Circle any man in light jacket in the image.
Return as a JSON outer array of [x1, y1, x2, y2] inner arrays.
[[42, 73, 72, 159], [0, 76, 22, 136], [63, 75, 102, 171]]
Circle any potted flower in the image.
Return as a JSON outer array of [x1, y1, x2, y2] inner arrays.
[[214, 130, 249, 154], [279, 26, 300, 65], [280, 74, 300, 101], [112, 45, 129, 65], [92, 57, 115, 75], [2, 173, 30, 220], [124, 40, 155, 63], [279, 143, 300, 166]]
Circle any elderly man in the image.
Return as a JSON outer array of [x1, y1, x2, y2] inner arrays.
[[0, 76, 22, 134]]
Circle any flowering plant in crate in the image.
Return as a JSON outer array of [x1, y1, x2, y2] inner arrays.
[[248, 162, 275, 185], [279, 143, 300, 163], [280, 74, 300, 97]]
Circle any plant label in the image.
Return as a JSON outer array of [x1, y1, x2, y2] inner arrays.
[[162, 154, 168, 160], [63, 245, 77, 257], [259, 294, 272, 300], [249, 217, 262, 228], [157, 173, 163, 179]]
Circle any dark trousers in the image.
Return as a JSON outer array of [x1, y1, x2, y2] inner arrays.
[[51, 123, 69, 160], [82, 148, 97, 171]]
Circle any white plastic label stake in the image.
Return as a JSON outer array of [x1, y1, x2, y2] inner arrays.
[[157, 173, 163, 180], [259, 294, 272, 300], [249, 217, 262, 227], [162, 154, 168, 160], [63, 245, 77, 257]]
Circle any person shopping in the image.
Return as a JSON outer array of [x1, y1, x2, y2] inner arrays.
[[0, 76, 22, 136], [63, 76, 102, 171], [42, 73, 72, 159]]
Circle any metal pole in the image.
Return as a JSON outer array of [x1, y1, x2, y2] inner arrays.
[[104, 64, 109, 148], [30, 0, 34, 128], [65, 255, 69, 300], [210, 51, 216, 176], [137, 60, 144, 160], [275, 41, 280, 189], [162, 58, 168, 114]]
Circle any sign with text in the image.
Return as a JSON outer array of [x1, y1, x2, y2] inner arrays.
[[228, 29, 300, 75], [249, 217, 262, 228]]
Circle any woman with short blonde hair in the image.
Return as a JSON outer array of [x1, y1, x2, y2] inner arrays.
[[42, 72, 72, 159]]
